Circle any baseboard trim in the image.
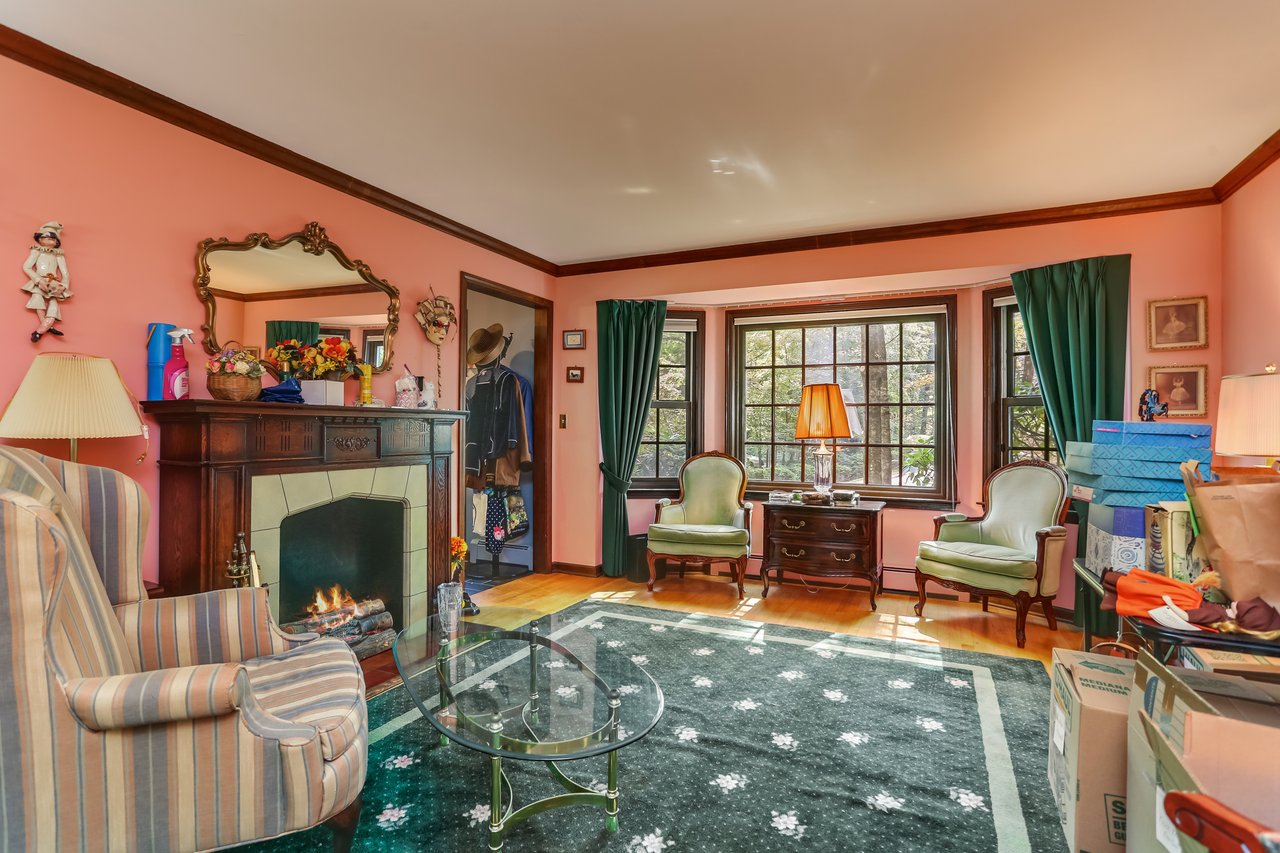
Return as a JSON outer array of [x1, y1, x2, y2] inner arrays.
[[553, 562, 604, 577]]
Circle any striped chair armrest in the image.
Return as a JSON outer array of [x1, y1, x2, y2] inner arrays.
[[64, 663, 245, 731], [116, 586, 314, 671]]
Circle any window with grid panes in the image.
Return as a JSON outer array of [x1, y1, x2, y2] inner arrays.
[[631, 315, 702, 489], [996, 304, 1060, 466], [732, 306, 953, 501]]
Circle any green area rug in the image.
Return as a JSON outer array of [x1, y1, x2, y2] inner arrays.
[[248, 602, 1067, 852]]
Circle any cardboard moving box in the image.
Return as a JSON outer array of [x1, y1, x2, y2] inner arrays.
[[1049, 649, 1135, 852], [1129, 650, 1280, 851]]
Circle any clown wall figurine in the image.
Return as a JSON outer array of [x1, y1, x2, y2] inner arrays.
[[22, 221, 71, 342]]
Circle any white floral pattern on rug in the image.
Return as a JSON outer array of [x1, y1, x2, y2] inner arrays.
[[462, 804, 490, 828], [649, 625, 668, 633], [777, 670, 805, 681], [616, 726, 631, 740], [630, 655, 650, 666], [812, 648, 836, 659], [771, 732, 799, 751], [606, 639, 625, 648], [555, 685, 580, 700], [945, 676, 972, 689], [887, 678, 914, 690], [588, 621, 605, 630], [746, 645, 765, 655], [675, 725, 699, 743], [691, 675, 714, 688], [377, 804, 410, 829], [771, 810, 807, 838], [915, 716, 946, 733], [839, 731, 870, 748], [710, 772, 748, 792], [381, 752, 419, 770], [691, 648, 715, 657], [949, 787, 989, 813], [732, 699, 761, 711], [543, 659, 567, 669], [823, 689, 848, 703], [477, 679, 498, 691], [626, 829, 675, 852], [617, 684, 641, 695], [864, 792, 905, 813]]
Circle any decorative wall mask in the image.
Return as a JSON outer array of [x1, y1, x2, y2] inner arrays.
[[415, 289, 458, 403], [22, 221, 71, 342]]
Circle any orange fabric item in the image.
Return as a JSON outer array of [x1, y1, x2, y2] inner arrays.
[[1114, 568, 1204, 618]]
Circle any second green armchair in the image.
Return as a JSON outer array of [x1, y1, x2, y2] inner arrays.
[[914, 460, 1070, 648], [646, 451, 752, 598]]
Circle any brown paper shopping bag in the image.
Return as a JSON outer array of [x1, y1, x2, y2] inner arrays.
[[1181, 461, 1280, 607]]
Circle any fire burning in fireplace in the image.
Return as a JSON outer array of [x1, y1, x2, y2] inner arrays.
[[281, 584, 397, 660]]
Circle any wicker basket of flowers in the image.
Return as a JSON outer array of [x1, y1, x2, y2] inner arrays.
[[206, 342, 265, 401]]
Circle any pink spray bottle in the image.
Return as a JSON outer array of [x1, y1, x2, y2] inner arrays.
[[162, 328, 195, 400]]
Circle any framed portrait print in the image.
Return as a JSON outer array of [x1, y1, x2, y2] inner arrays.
[[1148, 365, 1208, 417], [1148, 297, 1207, 351], [563, 329, 586, 350], [566, 366, 585, 383]]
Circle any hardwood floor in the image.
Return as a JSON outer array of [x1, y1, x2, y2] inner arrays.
[[364, 572, 1080, 693]]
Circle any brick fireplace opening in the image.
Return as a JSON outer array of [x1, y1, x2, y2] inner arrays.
[[252, 466, 432, 647]]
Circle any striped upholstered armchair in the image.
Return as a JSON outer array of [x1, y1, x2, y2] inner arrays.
[[0, 447, 367, 851]]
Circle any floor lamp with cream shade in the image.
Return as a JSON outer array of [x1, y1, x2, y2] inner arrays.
[[0, 353, 144, 462]]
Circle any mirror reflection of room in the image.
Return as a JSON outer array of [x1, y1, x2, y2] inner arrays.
[[203, 236, 393, 370], [463, 291, 535, 586]]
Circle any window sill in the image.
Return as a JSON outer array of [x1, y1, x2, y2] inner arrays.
[[627, 485, 682, 500], [744, 489, 956, 512]]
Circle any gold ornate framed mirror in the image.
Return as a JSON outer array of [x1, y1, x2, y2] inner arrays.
[[195, 222, 400, 375]]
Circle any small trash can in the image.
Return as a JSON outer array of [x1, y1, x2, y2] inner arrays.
[[625, 534, 652, 584]]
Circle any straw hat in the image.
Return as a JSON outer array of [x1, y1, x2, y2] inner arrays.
[[466, 323, 505, 366]]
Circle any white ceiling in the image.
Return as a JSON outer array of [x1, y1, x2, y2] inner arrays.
[[7, 1, 1280, 265]]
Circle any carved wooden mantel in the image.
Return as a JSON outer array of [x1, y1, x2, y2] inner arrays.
[[140, 399, 465, 600]]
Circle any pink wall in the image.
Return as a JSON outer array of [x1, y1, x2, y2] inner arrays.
[[0, 57, 554, 581], [557, 205, 1224, 589], [1222, 158, 1280, 378]]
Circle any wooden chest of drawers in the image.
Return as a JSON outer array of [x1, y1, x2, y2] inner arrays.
[[761, 500, 885, 608]]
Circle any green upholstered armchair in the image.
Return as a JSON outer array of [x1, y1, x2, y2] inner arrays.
[[646, 451, 752, 598], [913, 460, 1069, 648]]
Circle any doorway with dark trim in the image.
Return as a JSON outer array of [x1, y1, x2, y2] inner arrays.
[[458, 273, 553, 588]]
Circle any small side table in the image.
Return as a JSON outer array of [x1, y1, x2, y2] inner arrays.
[[761, 500, 885, 608]]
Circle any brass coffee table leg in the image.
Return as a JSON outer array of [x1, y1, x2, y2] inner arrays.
[[489, 713, 507, 851]]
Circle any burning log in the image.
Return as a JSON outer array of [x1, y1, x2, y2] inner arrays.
[[349, 628, 396, 659], [279, 585, 396, 660]]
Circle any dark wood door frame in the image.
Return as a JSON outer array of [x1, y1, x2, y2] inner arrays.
[[458, 272, 554, 574]]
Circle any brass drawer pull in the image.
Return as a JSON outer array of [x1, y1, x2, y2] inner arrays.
[[781, 547, 806, 558], [831, 552, 856, 563], [831, 522, 858, 533], [782, 519, 806, 530]]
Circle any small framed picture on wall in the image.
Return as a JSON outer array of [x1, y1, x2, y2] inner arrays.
[[1147, 296, 1207, 351], [563, 329, 586, 350], [566, 366, 585, 383], [1149, 364, 1208, 417]]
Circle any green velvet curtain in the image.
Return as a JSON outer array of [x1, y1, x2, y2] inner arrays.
[[265, 321, 321, 348], [597, 299, 668, 577], [1011, 254, 1130, 636]]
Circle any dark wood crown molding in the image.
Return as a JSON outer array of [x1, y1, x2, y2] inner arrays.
[[4, 23, 1279, 278], [0, 25, 557, 276], [557, 189, 1218, 276], [1213, 127, 1280, 201]]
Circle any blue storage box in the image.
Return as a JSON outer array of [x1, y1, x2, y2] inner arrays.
[[1091, 420, 1211, 448], [1064, 441, 1213, 464], [1083, 503, 1147, 576], [1069, 471, 1182, 492], [1085, 503, 1147, 537]]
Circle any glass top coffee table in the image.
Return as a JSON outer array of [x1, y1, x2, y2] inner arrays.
[[393, 609, 664, 850]]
